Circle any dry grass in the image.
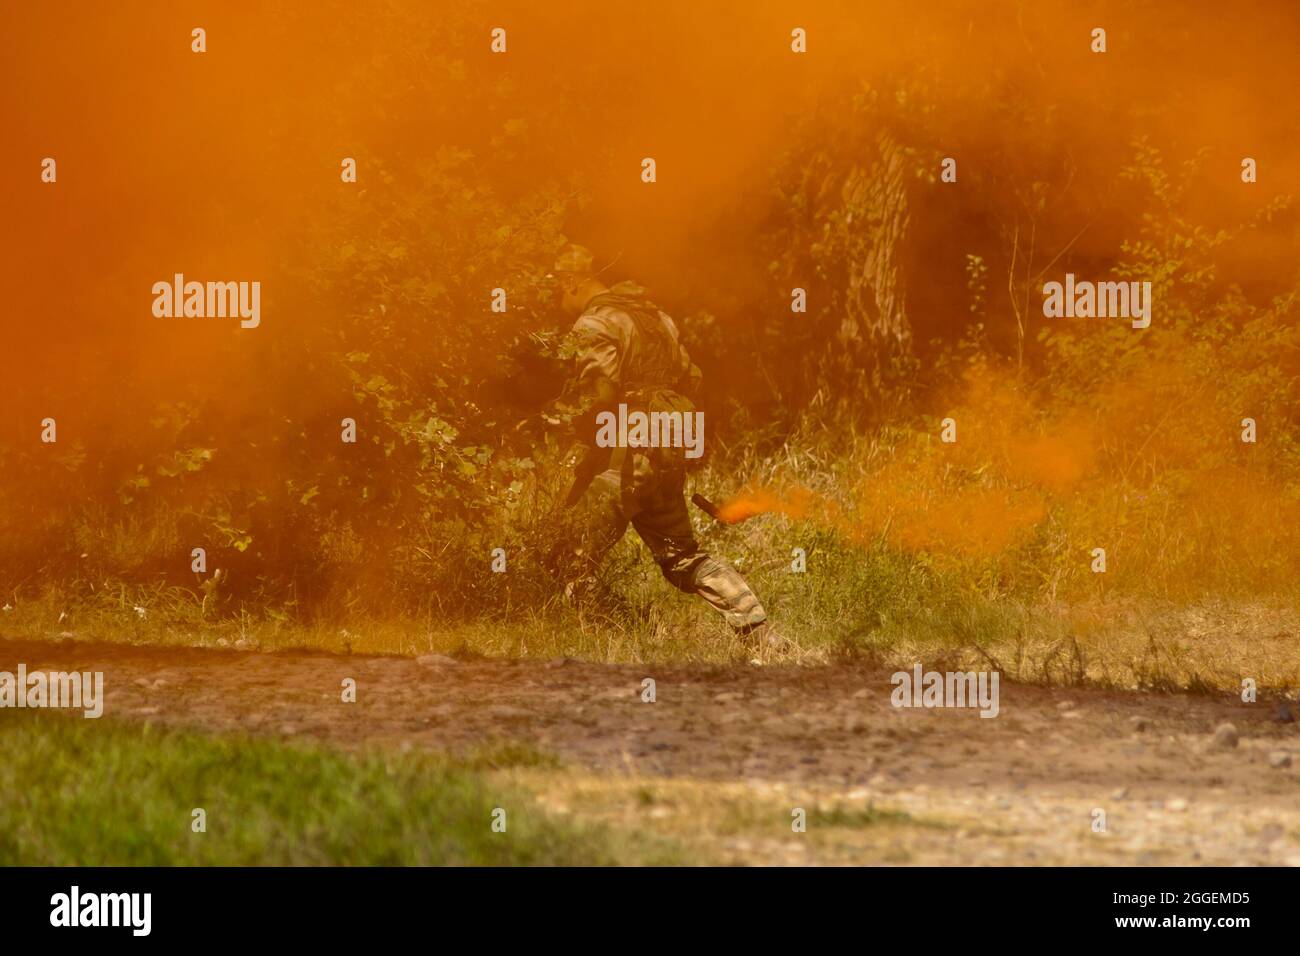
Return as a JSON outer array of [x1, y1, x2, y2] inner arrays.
[[5, 579, 1298, 693]]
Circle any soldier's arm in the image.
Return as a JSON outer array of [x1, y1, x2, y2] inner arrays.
[[569, 316, 621, 448], [559, 317, 621, 505], [663, 313, 703, 398], [681, 356, 703, 399]]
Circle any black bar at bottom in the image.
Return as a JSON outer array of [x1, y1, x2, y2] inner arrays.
[[0, 866, 1280, 942]]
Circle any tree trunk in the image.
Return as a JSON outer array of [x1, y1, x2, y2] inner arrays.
[[818, 129, 915, 409]]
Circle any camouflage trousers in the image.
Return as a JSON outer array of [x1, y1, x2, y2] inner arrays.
[[559, 452, 767, 630]]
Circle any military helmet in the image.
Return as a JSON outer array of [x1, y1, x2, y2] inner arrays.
[[550, 243, 595, 277]]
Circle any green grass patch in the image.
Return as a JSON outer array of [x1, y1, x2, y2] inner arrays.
[[0, 711, 679, 865]]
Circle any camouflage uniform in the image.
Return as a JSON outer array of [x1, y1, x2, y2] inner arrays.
[[559, 279, 766, 630]]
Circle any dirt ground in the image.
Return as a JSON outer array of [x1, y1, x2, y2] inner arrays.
[[3, 637, 1298, 865]]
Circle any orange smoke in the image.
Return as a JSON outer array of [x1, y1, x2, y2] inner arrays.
[[713, 366, 1099, 559], [714, 486, 817, 524], [715, 348, 1300, 597], [886, 487, 1048, 559]]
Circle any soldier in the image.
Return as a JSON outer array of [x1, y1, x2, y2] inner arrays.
[[547, 244, 780, 655]]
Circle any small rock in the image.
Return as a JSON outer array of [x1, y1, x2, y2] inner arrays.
[[1164, 798, 1189, 812], [133, 677, 150, 688], [1273, 703, 1296, 724], [1129, 716, 1151, 733], [1211, 722, 1239, 750], [1060, 710, 1083, 720], [1056, 700, 1075, 710], [713, 692, 743, 703], [1111, 787, 1130, 801], [842, 713, 867, 733], [1268, 752, 1292, 769]]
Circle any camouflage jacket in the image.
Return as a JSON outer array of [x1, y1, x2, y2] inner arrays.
[[569, 280, 701, 437]]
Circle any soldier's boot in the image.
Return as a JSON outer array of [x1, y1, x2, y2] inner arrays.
[[660, 549, 770, 629], [736, 620, 793, 665]]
